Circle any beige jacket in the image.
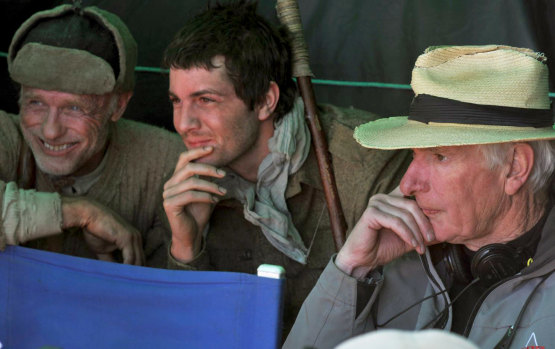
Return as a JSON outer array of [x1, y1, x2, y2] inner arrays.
[[0, 111, 185, 268]]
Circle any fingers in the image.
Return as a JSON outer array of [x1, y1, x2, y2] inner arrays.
[[120, 231, 144, 266], [133, 232, 145, 266], [371, 194, 434, 241], [173, 146, 214, 174], [166, 147, 225, 188], [164, 148, 227, 209], [68, 199, 145, 266], [375, 208, 424, 254], [164, 175, 226, 202], [367, 194, 435, 254], [163, 155, 228, 218], [338, 192, 436, 272], [163, 177, 226, 223], [84, 228, 143, 266], [166, 162, 226, 189]]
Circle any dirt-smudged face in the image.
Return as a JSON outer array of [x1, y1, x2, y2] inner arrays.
[[168, 57, 269, 174], [19, 87, 117, 176]]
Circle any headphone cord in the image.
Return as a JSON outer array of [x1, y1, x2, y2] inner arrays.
[[419, 277, 481, 330], [376, 253, 449, 328], [376, 277, 480, 329], [376, 250, 464, 328], [493, 269, 555, 349], [376, 269, 553, 336], [376, 289, 448, 328]]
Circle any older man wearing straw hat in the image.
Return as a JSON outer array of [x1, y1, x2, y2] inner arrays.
[[285, 45, 555, 349]]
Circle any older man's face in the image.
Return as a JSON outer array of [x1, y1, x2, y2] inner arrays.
[[400, 145, 508, 250], [19, 87, 115, 177]]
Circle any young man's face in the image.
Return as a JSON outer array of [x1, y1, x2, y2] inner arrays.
[[400, 145, 508, 250], [168, 57, 269, 172], [19, 87, 116, 177]]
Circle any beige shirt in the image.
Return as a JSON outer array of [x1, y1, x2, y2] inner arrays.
[[0, 111, 185, 267]]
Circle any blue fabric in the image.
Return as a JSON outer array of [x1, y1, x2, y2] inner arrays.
[[0, 246, 284, 349]]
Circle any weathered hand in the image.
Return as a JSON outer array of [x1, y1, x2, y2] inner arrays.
[[82, 230, 124, 263], [61, 197, 145, 266], [163, 146, 227, 262], [335, 187, 435, 278]]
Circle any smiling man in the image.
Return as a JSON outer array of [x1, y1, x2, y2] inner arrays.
[[0, 4, 184, 267], [161, 1, 411, 335], [285, 45, 555, 349]]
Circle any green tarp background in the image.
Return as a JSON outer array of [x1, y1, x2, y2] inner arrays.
[[1, 0, 554, 131]]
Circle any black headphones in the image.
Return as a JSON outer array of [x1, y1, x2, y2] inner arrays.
[[432, 243, 530, 287], [379, 241, 543, 334]]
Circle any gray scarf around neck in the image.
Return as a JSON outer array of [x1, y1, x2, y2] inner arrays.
[[215, 98, 311, 264]]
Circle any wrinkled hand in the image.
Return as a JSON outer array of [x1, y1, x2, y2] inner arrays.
[[61, 196, 145, 265], [335, 187, 435, 278], [163, 146, 227, 262]]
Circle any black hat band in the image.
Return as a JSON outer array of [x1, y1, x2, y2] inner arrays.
[[409, 94, 553, 128]]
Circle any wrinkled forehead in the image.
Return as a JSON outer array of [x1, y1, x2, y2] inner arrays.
[[20, 86, 114, 112]]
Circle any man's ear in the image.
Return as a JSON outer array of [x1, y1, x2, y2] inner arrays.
[[505, 142, 534, 196], [257, 81, 280, 121], [110, 91, 133, 122]]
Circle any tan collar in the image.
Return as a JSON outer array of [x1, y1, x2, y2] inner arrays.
[[286, 112, 365, 198], [285, 147, 321, 198]]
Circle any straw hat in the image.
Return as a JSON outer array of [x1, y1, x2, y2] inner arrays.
[[354, 45, 555, 149]]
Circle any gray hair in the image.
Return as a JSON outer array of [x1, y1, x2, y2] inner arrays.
[[480, 140, 555, 199]]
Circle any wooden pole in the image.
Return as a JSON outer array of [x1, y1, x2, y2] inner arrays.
[[276, 0, 347, 251]]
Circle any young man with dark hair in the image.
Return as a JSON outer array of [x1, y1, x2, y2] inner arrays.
[[162, 1, 410, 332]]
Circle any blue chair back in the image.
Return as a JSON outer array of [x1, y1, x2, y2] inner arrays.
[[0, 246, 284, 349]]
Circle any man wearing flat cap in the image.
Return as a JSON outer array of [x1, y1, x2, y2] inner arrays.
[[0, 4, 184, 266], [285, 45, 555, 349]]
